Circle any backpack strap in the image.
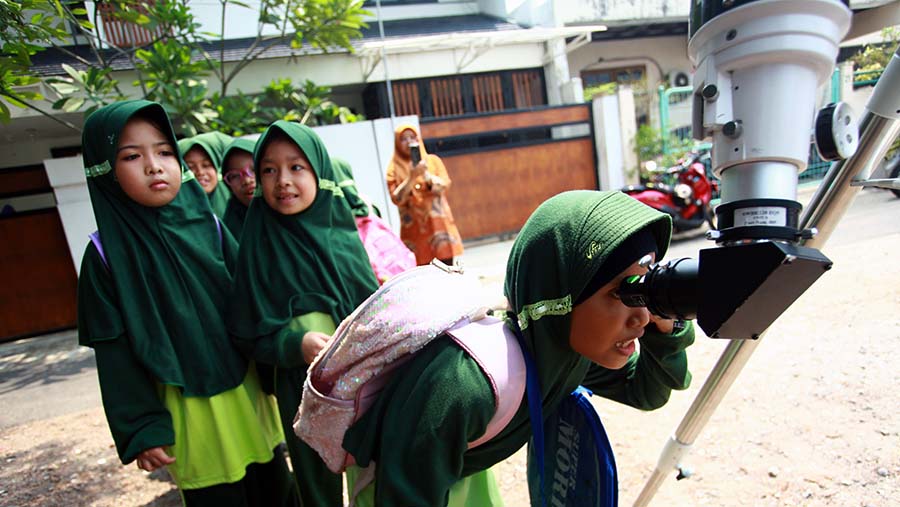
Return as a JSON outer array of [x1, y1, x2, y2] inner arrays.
[[89, 230, 109, 269], [446, 316, 526, 449], [508, 310, 548, 507]]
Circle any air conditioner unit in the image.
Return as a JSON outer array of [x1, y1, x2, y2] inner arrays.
[[668, 70, 692, 88]]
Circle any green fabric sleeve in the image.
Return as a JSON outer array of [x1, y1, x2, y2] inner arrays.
[[582, 321, 695, 410], [221, 200, 246, 243], [77, 243, 125, 345], [344, 339, 496, 507], [92, 337, 174, 464], [234, 312, 336, 369], [218, 220, 239, 276], [235, 316, 308, 369]]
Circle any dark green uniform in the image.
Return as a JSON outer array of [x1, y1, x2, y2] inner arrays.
[[178, 131, 234, 220], [228, 121, 380, 507], [221, 137, 258, 240], [344, 190, 695, 506], [77, 100, 298, 507]]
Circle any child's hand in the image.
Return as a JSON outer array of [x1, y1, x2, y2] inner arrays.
[[648, 314, 675, 334], [302, 331, 331, 365], [136, 447, 175, 472], [411, 160, 428, 178], [429, 175, 446, 193]]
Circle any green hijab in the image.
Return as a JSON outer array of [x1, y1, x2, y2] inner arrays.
[[220, 137, 257, 239], [177, 131, 233, 218], [505, 190, 671, 415], [227, 121, 379, 341], [76, 100, 245, 397], [331, 157, 370, 217]]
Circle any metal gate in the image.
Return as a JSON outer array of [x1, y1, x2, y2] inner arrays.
[[420, 103, 597, 241]]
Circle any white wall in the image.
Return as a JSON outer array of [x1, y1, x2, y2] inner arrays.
[[559, 0, 689, 25], [365, 0, 479, 22], [84, 1, 481, 42], [44, 156, 97, 273], [0, 133, 82, 169], [568, 36, 691, 87], [314, 115, 420, 232], [568, 36, 693, 129], [590, 86, 639, 190]]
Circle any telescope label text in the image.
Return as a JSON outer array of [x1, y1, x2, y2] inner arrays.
[[734, 207, 787, 227]]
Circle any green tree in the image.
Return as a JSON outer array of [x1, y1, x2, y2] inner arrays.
[[0, 0, 369, 135], [633, 124, 697, 181], [850, 26, 898, 76], [0, 0, 90, 130], [850, 26, 899, 158]]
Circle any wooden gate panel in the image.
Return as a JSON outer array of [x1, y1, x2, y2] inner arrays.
[[443, 138, 596, 240], [0, 210, 78, 341], [421, 104, 589, 139]]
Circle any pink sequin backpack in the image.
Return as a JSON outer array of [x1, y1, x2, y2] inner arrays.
[[295, 262, 525, 492], [354, 214, 416, 284]]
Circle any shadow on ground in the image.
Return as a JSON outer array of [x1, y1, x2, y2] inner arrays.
[[0, 436, 179, 507], [0, 347, 95, 395]]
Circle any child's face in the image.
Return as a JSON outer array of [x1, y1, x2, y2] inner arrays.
[[115, 118, 182, 207], [568, 253, 654, 370], [183, 147, 218, 194], [223, 151, 256, 207], [259, 137, 317, 215]]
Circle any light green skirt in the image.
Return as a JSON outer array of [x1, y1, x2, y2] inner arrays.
[[346, 465, 504, 506], [159, 363, 284, 490]]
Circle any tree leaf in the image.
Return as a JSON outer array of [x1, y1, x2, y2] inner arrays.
[[62, 97, 85, 112], [61, 63, 84, 83], [0, 100, 10, 124], [48, 81, 80, 95], [4, 94, 26, 108], [51, 97, 71, 110], [16, 90, 43, 100]]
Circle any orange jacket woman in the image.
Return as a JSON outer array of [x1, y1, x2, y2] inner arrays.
[[386, 125, 464, 265]]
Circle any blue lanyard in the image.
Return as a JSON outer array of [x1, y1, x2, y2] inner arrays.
[[508, 312, 547, 507]]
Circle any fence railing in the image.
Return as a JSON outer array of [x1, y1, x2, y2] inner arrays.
[[853, 69, 883, 88]]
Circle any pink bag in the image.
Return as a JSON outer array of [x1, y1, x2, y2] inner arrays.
[[355, 214, 416, 284], [294, 263, 525, 480]]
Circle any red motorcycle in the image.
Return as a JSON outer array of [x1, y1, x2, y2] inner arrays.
[[622, 152, 719, 233]]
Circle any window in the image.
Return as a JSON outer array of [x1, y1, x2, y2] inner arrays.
[[96, 0, 168, 48], [581, 65, 646, 88], [472, 75, 504, 113], [510, 70, 543, 108], [428, 78, 464, 116], [384, 69, 546, 119], [393, 82, 421, 117]]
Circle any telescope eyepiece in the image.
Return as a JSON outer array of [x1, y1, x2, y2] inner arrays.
[[617, 257, 699, 321]]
